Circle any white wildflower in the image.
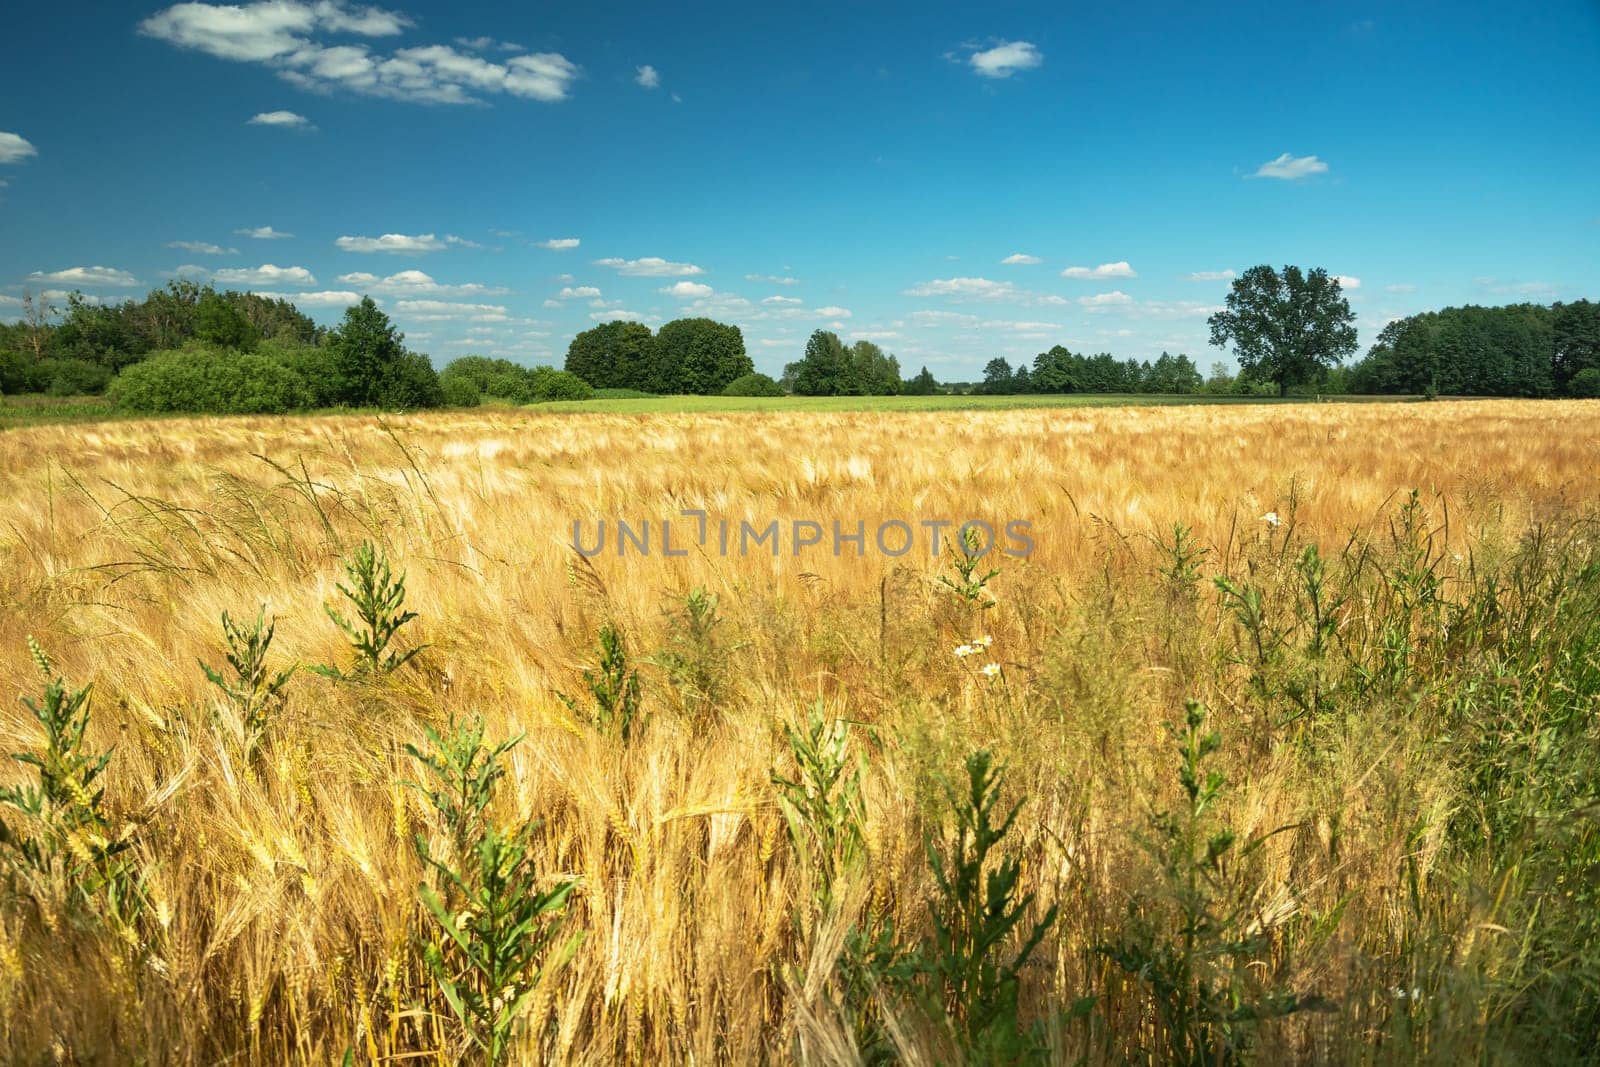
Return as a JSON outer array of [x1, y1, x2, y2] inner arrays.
[[1261, 511, 1280, 528], [980, 662, 1001, 678], [954, 644, 977, 658]]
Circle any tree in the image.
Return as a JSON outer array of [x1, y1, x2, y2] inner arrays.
[[1554, 300, 1600, 395], [326, 296, 440, 408], [564, 320, 657, 391], [981, 358, 1014, 395], [1207, 265, 1357, 396], [195, 292, 260, 351], [903, 365, 940, 395], [651, 318, 750, 394], [787, 330, 851, 396]]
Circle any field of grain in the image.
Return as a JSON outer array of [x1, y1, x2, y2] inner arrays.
[[2, 400, 1599, 1065]]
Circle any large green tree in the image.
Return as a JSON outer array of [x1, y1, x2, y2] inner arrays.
[[564, 320, 657, 390], [1207, 265, 1357, 396], [651, 318, 750, 394], [326, 296, 440, 408], [1553, 300, 1600, 395], [786, 330, 852, 396]]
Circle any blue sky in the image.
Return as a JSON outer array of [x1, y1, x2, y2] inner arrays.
[[1, 1, 1596, 378]]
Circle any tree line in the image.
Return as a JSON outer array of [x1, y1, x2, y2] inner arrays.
[[1347, 300, 1600, 398]]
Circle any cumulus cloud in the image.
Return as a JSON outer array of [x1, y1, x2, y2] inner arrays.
[[660, 281, 713, 298], [212, 263, 318, 286], [250, 289, 361, 306], [1078, 291, 1133, 310], [236, 225, 293, 239], [590, 308, 648, 322], [334, 269, 506, 296], [1252, 153, 1329, 180], [139, 2, 580, 105], [394, 298, 509, 321], [814, 305, 852, 319], [965, 40, 1043, 79], [1061, 261, 1136, 280], [26, 265, 140, 287], [553, 285, 602, 300], [1001, 253, 1041, 265], [536, 237, 580, 250], [746, 273, 799, 286], [247, 109, 313, 128], [635, 64, 660, 89], [168, 240, 239, 255], [902, 276, 1066, 306], [335, 232, 476, 254], [761, 295, 802, 306], [1334, 275, 1361, 290], [0, 131, 38, 164], [595, 256, 704, 277], [1188, 269, 1235, 281]]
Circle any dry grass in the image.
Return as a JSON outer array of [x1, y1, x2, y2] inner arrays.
[[1, 399, 1598, 1064]]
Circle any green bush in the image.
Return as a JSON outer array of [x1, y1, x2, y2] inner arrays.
[[722, 372, 785, 397], [1570, 368, 1600, 398], [376, 352, 444, 410], [440, 374, 482, 407], [261, 340, 345, 408], [530, 368, 593, 402], [107, 345, 314, 415], [0, 350, 48, 394], [42, 359, 114, 397]]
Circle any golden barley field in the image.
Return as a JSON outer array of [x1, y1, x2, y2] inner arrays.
[[3, 399, 1600, 1065]]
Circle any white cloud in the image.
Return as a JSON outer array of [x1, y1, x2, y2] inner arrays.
[[0, 132, 38, 164], [761, 295, 803, 306], [454, 36, 524, 52], [967, 40, 1042, 79], [1385, 283, 1417, 294], [908, 310, 979, 326], [553, 285, 601, 299], [590, 308, 648, 321], [635, 64, 660, 89], [901, 276, 1066, 306], [1334, 275, 1361, 290], [236, 225, 293, 239], [594, 256, 704, 277], [660, 281, 714, 298], [746, 273, 799, 286], [247, 109, 313, 128], [536, 237, 580, 250], [849, 330, 900, 341], [1188, 269, 1235, 282], [1061, 261, 1136, 280], [212, 263, 318, 286], [167, 240, 239, 255], [1252, 153, 1329, 180], [814, 305, 852, 319], [1001, 253, 1041, 265], [335, 232, 476, 254], [1078, 291, 1133, 310], [334, 269, 507, 296], [139, 3, 580, 105], [26, 265, 140, 287], [250, 289, 361, 307], [394, 298, 510, 320]]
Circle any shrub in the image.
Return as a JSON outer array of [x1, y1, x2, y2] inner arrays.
[[529, 368, 593, 402], [0, 349, 47, 394], [1570, 368, 1600, 398], [41, 358, 113, 396], [722, 372, 785, 397], [261, 340, 345, 408], [440, 373, 483, 407], [107, 345, 314, 414], [377, 351, 445, 410]]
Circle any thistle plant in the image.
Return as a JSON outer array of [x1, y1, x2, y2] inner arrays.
[[0, 639, 140, 932], [1103, 700, 1315, 1065], [773, 700, 868, 920], [938, 527, 1001, 607], [200, 606, 295, 759], [315, 540, 426, 678], [919, 749, 1060, 1063], [559, 622, 644, 741], [407, 717, 584, 1064]]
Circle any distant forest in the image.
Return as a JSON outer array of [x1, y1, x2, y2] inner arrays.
[[2, 278, 1597, 413]]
